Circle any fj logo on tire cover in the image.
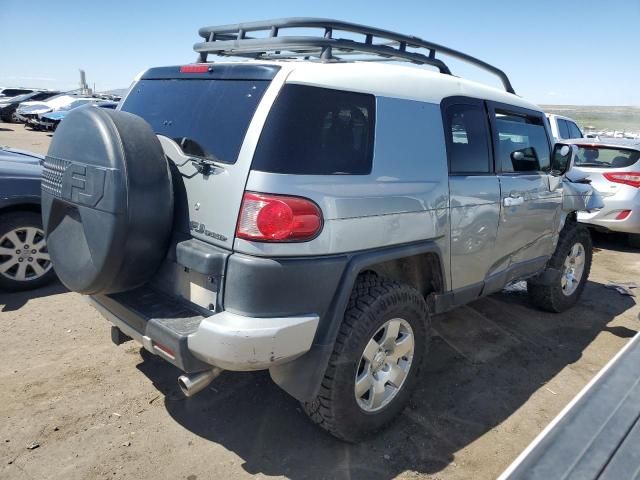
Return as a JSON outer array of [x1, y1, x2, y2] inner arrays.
[[61, 163, 106, 207]]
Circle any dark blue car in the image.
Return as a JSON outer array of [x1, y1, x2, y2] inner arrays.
[[0, 146, 55, 290]]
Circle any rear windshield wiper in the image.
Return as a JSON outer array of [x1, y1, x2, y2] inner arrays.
[[176, 137, 226, 175]]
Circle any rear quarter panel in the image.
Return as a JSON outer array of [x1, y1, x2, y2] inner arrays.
[[238, 95, 451, 288]]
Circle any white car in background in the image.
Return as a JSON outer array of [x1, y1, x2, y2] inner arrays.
[[547, 113, 584, 141], [569, 139, 640, 248], [15, 94, 79, 123]]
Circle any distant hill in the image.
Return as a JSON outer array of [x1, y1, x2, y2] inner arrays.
[[98, 88, 128, 97], [541, 105, 640, 133]]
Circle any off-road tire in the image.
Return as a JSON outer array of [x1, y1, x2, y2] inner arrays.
[[628, 234, 640, 249], [0, 211, 56, 291], [302, 273, 430, 442], [527, 223, 592, 313]]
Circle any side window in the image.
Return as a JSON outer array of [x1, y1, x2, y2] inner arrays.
[[444, 103, 491, 174], [494, 109, 550, 173], [557, 119, 570, 139], [252, 85, 375, 175], [567, 121, 583, 138]]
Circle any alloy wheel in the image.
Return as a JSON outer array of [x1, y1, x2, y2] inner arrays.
[[354, 318, 415, 412], [561, 242, 585, 296], [0, 226, 52, 282]]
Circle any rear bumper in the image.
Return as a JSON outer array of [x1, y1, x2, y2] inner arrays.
[[578, 186, 640, 234], [90, 289, 318, 373]]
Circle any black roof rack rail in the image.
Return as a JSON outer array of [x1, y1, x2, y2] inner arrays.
[[195, 18, 516, 94]]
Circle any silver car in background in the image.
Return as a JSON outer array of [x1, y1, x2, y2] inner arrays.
[[569, 139, 640, 247]]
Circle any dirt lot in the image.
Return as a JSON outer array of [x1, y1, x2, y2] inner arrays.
[[1, 126, 639, 480]]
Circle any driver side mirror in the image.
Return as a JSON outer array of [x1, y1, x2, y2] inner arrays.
[[551, 143, 577, 176]]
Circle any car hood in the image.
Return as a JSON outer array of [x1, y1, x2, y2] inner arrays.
[[0, 147, 43, 179], [42, 110, 68, 121]]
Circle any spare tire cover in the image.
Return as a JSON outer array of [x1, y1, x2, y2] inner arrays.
[[41, 107, 173, 294]]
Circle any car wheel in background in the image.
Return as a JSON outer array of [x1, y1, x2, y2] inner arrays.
[[0, 211, 55, 291]]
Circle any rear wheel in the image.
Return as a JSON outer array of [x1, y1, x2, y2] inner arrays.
[[302, 274, 430, 442], [0, 211, 55, 291], [527, 223, 592, 312], [628, 234, 640, 249]]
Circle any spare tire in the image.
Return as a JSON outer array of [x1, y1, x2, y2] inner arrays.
[[41, 107, 173, 294]]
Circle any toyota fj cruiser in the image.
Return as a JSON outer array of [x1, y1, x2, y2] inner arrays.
[[42, 18, 602, 442]]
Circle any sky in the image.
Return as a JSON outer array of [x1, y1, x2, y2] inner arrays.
[[1, 0, 638, 106]]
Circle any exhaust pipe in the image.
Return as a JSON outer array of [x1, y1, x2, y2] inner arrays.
[[178, 367, 224, 397]]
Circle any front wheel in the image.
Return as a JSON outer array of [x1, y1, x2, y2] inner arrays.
[[527, 224, 592, 313], [302, 273, 430, 442]]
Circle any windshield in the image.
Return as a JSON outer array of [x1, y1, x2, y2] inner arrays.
[[574, 146, 640, 169], [6, 93, 34, 103], [121, 78, 269, 164]]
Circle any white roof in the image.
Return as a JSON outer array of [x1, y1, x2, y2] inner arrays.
[[223, 60, 541, 112]]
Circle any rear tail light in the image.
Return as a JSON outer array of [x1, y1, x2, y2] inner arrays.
[[236, 192, 323, 242], [603, 172, 640, 188], [180, 64, 211, 73], [615, 210, 632, 220]]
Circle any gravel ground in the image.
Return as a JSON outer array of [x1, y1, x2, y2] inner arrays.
[[1, 126, 639, 480]]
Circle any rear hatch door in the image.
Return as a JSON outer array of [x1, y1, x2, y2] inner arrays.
[[119, 64, 281, 250]]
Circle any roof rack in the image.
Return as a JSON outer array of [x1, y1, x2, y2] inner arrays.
[[195, 18, 516, 94]]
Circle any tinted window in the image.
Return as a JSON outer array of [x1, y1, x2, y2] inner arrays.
[[1, 88, 32, 97], [32, 92, 58, 101], [567, 121, 583, 138], [495, 110, 550, 172], [121, 79, 269, 164], [574, 146, 639, 168], [252, 84, 374, 175], [445, 104, 491, 173], [557, 119, 570, 139]]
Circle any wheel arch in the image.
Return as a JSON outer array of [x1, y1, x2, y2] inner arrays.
[[269, 240, 445, 402]]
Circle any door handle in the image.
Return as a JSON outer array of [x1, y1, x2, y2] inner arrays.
[[504, 196, 524, 207]]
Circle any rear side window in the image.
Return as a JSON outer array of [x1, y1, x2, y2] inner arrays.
[[557, 119, 570, 139], [444, 103, 491, 173], [575, 146, 640, 168], [494, 110, 550, 172], [121, 79, 269, 164], [252, 84, 375, 175], [567, 121, 583, 138]]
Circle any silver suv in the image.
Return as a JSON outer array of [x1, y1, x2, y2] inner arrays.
[[41, 19, 600, 442]]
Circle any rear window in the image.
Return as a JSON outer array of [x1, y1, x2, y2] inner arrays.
[[575, 146, 640, 169], [252, 84, 375, 175], [121, 79, 270, 164]]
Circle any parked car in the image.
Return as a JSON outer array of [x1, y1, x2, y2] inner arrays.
[[41, 18, 601, 442], [547, 113, 584, 141], [0, 91, 61, 123], [0, 146, 55, 290], [15, 94, 79, 124], [39, 100, 117, 131], [22, 97, 98, 130], [569, 139, 640, 247], [0, 87, 35, 98]]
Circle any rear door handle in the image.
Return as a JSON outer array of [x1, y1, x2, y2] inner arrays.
[[503, 196, 524, 207]]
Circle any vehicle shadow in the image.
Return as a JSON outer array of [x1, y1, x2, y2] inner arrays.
[[135, 279, 636, 480], [590, 229, 637, 254], [0, 281, 68, 312]]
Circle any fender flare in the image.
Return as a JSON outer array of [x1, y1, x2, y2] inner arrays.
[[268, 239, 445, 402]]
